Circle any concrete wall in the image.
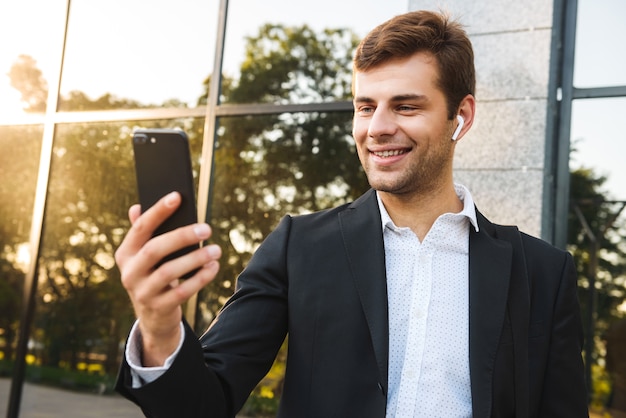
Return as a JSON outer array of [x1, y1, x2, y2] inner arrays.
[[409, 0, 554, 237]]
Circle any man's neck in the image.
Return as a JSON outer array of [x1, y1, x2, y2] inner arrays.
[[378, 184, 463, 241]]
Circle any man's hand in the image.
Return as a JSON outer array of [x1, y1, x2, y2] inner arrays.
[[115, 191, 222, 367]]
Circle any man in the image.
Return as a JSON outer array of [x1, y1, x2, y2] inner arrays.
[[115, 10, 588, 417]]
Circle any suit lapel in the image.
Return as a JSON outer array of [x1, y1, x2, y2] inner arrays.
[[337, 194, 515, 413], [338, 190, 389, 393], [469, 212, 514, 417]]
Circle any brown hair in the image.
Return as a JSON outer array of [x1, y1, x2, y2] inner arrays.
[[353, 10, 475, 120]]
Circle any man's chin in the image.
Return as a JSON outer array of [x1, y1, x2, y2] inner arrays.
[[371, 183, 411, 196]]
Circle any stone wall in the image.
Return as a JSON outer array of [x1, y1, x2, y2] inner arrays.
[[410, 0, 554, 236]]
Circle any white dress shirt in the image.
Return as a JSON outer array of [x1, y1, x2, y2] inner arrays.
[[126, 320, 184, 387], [380, 183, 478, 417]]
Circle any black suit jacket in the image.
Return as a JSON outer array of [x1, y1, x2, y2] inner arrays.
[[117, 189, 588, 417]]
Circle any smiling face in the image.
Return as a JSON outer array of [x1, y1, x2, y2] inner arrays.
[[352, 52, 458, 198]]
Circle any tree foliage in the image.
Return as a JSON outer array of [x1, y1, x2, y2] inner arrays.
[[195, 24, 367, 327], [4, 18, 626, 415], [4, 20, 626, 415], [568, 164, 626, 408], [569, 167, 626, 326], [0, 124, 43, 363], [7, 54, 48, 112], [1, 23, 367, 401]]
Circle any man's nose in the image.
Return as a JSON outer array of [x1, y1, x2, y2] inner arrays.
[[368, 108, 397, 138]]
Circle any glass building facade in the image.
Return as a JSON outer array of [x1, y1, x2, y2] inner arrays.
[[0, 0, 624, 416]]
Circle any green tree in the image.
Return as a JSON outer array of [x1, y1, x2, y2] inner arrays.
[[569, 168, 626, 330], [7, 54, 48, 112], [568, 166, 626, 407], [1, 55, 47, 366], [32, 116, 204, 376], [227, 24, 357, 104], [4, 54, 199, 380], [4, 22, 368, 408], [197, 23, 366, 326], [0, 125, 42, 364], [196, 24, 368, 413]]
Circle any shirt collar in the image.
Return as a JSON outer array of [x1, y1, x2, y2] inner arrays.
[[376, 183, 480, 233]]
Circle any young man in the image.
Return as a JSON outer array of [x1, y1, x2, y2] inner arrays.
[[115, 10, 588, 417]]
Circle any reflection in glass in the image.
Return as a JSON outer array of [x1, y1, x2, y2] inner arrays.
[[570, 98, 626, 201], [21, 119, 203, 411], [221, 0, 408, 104], [605, 318, 626, 415], [569, 97, 626, 410], [0, 1, 66, 119], [59, 0, 218, 110], [0, 125, 42, 376], [574, 0, 626, 88], [197, 111, 369, 413], [222, 24, 357, 105]]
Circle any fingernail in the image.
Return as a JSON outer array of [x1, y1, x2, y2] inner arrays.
[[205, 245, 221, 258], [194, 223, 210, 238], [164, 192, 179, 207]]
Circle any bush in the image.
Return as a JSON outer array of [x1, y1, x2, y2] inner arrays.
[[23, 364, 116, 394]]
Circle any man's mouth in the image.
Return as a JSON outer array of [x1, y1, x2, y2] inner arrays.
[[371, 149, 408, 158]]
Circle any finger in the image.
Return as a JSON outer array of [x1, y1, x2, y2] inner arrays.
[[133, 255, 221, 318], [154, 260, 221, 309], [117, 192, 182, 261], [129, 204, 141, 224], [132, 191, 181, 241], [120, 225, 216, 297], [145, 243, 222, 293], [129, 223, 212, 277]]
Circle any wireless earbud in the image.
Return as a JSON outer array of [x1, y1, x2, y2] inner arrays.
[[452, 115, 464, 141]]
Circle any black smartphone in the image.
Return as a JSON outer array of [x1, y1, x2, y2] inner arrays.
[[132, 129, 199, 277]]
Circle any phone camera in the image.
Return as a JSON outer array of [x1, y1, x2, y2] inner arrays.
[[134, 133, 148, 145]]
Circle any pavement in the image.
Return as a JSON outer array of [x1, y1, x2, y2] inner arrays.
[[2, 377, 607, 417], [0, 378, 144, 417]]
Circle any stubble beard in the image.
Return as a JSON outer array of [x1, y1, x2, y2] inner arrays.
[[363, 141, 454, 198]]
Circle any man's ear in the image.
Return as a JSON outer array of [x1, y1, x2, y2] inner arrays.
[[453, 94, 476, 142]]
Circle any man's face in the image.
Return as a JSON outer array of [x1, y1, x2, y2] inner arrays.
[[352, 52, 456, 197]]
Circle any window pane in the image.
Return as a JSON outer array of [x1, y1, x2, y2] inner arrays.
[[574, 0, 626, 88], [21, 119, 203, 414], [569, 98, 626, 412], [221, 0, 408, 104], [197, 111, 369, 415], [0, 126, 42, 381], [570, 98, 626, 201], [0, 1, 66, 120], [59, 0, 218, 111]]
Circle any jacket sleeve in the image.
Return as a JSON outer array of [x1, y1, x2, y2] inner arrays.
[[115, 319, 228, 418], [115, 215, 292, 417]]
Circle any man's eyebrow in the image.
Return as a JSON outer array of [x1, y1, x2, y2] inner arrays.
[[353, 96, 375, 103], [389, 94, 429, 102], [353, 94, 429, 103]]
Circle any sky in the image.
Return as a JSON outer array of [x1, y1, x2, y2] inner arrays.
[[0, 0, 408, 112], [0, 0, 624, 200], [569, 0, 626, 201]]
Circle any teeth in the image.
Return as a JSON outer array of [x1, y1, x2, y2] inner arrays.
[[373, 149, 406, 158]]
